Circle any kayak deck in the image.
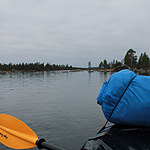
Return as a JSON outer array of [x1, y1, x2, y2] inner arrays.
[[81, 124, 150, 150]]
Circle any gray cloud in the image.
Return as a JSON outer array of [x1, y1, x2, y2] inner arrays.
[[0, 0, 150, 67]]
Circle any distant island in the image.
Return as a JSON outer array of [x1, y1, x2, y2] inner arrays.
[[0, 49, 150, 75], [0, 62, 75, 72]]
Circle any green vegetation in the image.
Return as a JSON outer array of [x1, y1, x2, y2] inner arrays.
[[99, 49, 150, 70], [0, 49, 149, 72], [124, 49, 137, 69], [88, 61, 91, 69], [99, 59, 122, 69], [0, 62, 73, 71], [137, 52, 150, 69]]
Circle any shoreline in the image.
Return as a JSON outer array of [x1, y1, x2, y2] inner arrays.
[[0, 68, 149, 76]]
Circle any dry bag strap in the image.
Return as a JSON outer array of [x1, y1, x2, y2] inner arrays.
[[97, 75, 137, 134]]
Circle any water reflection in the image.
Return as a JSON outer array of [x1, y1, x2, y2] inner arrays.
[[0, 71, 111, 150], [88, 71, 92, 82]]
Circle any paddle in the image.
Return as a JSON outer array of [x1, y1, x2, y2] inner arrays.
[[0, 114, 66, 150]]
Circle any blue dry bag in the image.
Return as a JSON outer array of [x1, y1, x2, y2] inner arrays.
[[97, 69, 150, 127]]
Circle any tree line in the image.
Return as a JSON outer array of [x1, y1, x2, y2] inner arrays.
[[98, 49, 150, 70], [98, 59, 122, 69], [0, 49, 149, 72], [0, 62, 73, 71]]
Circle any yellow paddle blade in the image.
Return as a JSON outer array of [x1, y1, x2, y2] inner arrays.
[[0, 114, 38, 149]]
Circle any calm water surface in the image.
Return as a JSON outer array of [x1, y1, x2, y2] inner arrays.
[[0, 71, 111, 150]]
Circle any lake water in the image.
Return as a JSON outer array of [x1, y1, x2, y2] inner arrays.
[[0, 71, 111, 150]]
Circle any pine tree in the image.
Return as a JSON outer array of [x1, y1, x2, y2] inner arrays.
[[137, 52, 150, 69], [124, 49, 137, 69]]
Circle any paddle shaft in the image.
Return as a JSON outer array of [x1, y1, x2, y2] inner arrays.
[[36, 139, 66, 150], [40, 142, 66, 150]]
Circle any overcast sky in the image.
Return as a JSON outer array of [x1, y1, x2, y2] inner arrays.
[[0, 0, 150, 67]]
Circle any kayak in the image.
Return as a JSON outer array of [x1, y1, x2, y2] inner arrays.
[[81, 124, 150, 150]]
